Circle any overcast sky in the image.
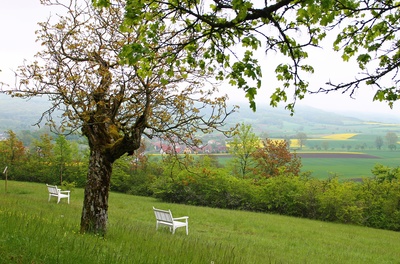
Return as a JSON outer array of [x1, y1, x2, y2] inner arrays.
[[1, 0, 399, 118]]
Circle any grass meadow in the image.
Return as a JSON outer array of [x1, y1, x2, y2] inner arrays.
[[1, 180, 400, 263]]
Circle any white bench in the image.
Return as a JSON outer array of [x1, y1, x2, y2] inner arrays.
[[153, 207, 189, 235], [46, 184, 70, 204]]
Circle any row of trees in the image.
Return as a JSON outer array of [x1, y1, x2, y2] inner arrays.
[[0, 130, 87, 186], [376, 132, 399, 150], [0, 124, 301, 186], [231, 128, 399, 154]]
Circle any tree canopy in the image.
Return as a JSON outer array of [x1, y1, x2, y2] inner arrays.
[[385, 131, 398, 150], [94, 0, 400, 111], [228, 123, 259, 178], [252, 138, 302, 178]]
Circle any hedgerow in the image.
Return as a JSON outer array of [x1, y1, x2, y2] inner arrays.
[[151, 160, 400, 232]]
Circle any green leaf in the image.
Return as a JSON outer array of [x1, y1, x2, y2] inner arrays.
[[92, 0, 110, 8]]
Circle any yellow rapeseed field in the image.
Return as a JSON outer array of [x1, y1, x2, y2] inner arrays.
[[289, 139, 300, 148], [271, 138, 300, 148], [321, 133, 358, 140], [364, 122, 400, 126]]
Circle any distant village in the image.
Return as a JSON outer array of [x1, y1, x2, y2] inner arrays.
[[152, 140, 228, 154], [0, 131, 231, 154], [149, 136, 229, 154]]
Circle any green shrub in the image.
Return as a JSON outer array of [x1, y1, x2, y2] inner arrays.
[[316, 177, 364, 224], [371, 163, 400, 182], [257, 175, 311, 216], [360, 178, 400, 230], [151, 164, 258, 210], [62, 180, 77, 191]]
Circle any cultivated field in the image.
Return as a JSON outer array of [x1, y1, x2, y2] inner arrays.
[[294, 133, 400, 180], [216, 132, 400, 180]]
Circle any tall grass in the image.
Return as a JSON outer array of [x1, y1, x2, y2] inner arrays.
[[1, 180, 400, 263]]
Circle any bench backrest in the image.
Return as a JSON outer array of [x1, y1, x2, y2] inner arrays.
[[153, 207, 173, 223], [47, 184, 60, 195]]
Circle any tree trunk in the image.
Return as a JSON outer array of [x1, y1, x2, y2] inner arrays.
[[80, 147, 113, 235]]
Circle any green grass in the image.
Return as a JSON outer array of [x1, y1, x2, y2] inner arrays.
[[1, 181, 400, 263], [214, 147, 400, 180], [300, 150, 400, 180], [300, 158, 380, 179]]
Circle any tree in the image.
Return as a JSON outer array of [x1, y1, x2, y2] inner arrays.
[[375, 136, 384, 150], [0, 130, 25, 166], [385, 132, 398, 151], [0, 130, 26, 181], [371, 163, 400, 182], [32, 134, 54, 160], [251, 138, 302, 178], [321, 141, 329, 151], [228, 123, 259, 178], [5, 0, 233, 235], [93, 0, 400, 112], [296, 132, 307, 150], [27, 133, 57, 183], [54, 135, 73, 185]]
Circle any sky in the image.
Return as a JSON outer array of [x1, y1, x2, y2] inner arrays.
[[1, 0, 399, 119]]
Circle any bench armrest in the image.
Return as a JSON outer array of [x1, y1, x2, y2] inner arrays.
[[173, 216, 189, 221], [59, 190, 70, 194]]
